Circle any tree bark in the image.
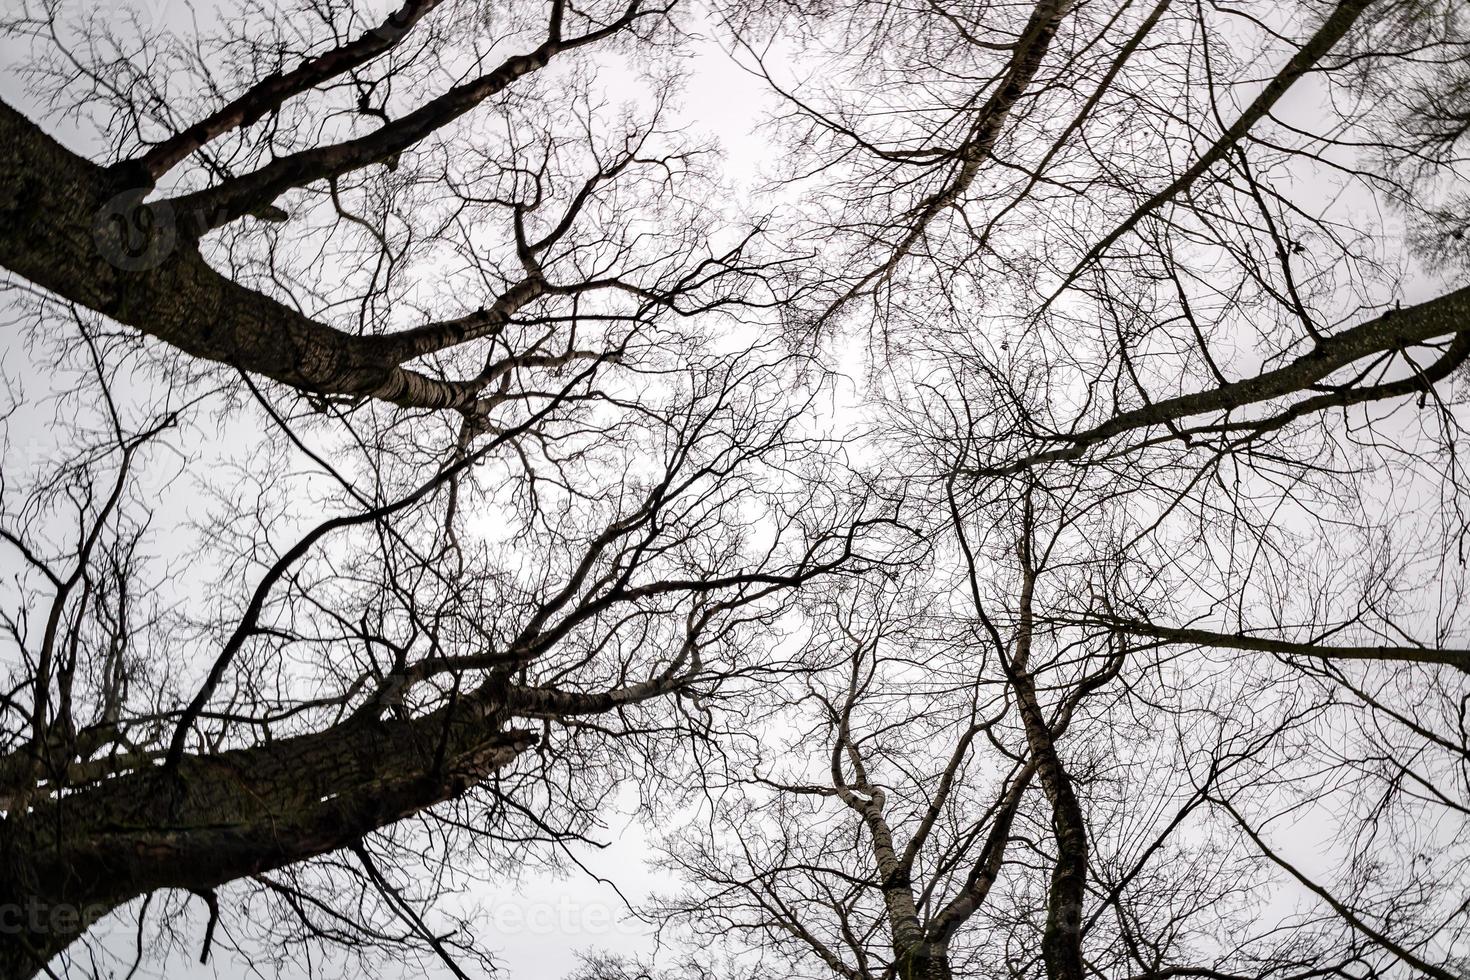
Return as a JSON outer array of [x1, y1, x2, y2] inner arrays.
[[893, 942, 953, 980], [0, 699, 533, 979], [1008, 564, 1090, 980], [0, 99, 487, 411]]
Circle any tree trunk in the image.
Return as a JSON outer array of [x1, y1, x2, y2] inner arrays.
[[894, 941, 953, 980], [0, 702, 532, 979]]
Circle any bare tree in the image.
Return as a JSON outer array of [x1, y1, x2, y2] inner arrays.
[[0, 0, 888, 975], [653, 450, 1467, 979], [0, 295, 889, 977], [641, 1, 1470, 979], [2, 0, 1468, 978]]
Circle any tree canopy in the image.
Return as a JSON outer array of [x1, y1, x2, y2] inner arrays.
[[0, 0, 1466, 978]]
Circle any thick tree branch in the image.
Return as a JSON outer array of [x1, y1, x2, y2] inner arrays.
[[0, 700, 534, 979], [1073, 614, 1470, 671], [162, 1, 654, 235], [975, 285, 1470, 474], [1051, 0, 1375, 299], [134, 0, 449, 180]]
